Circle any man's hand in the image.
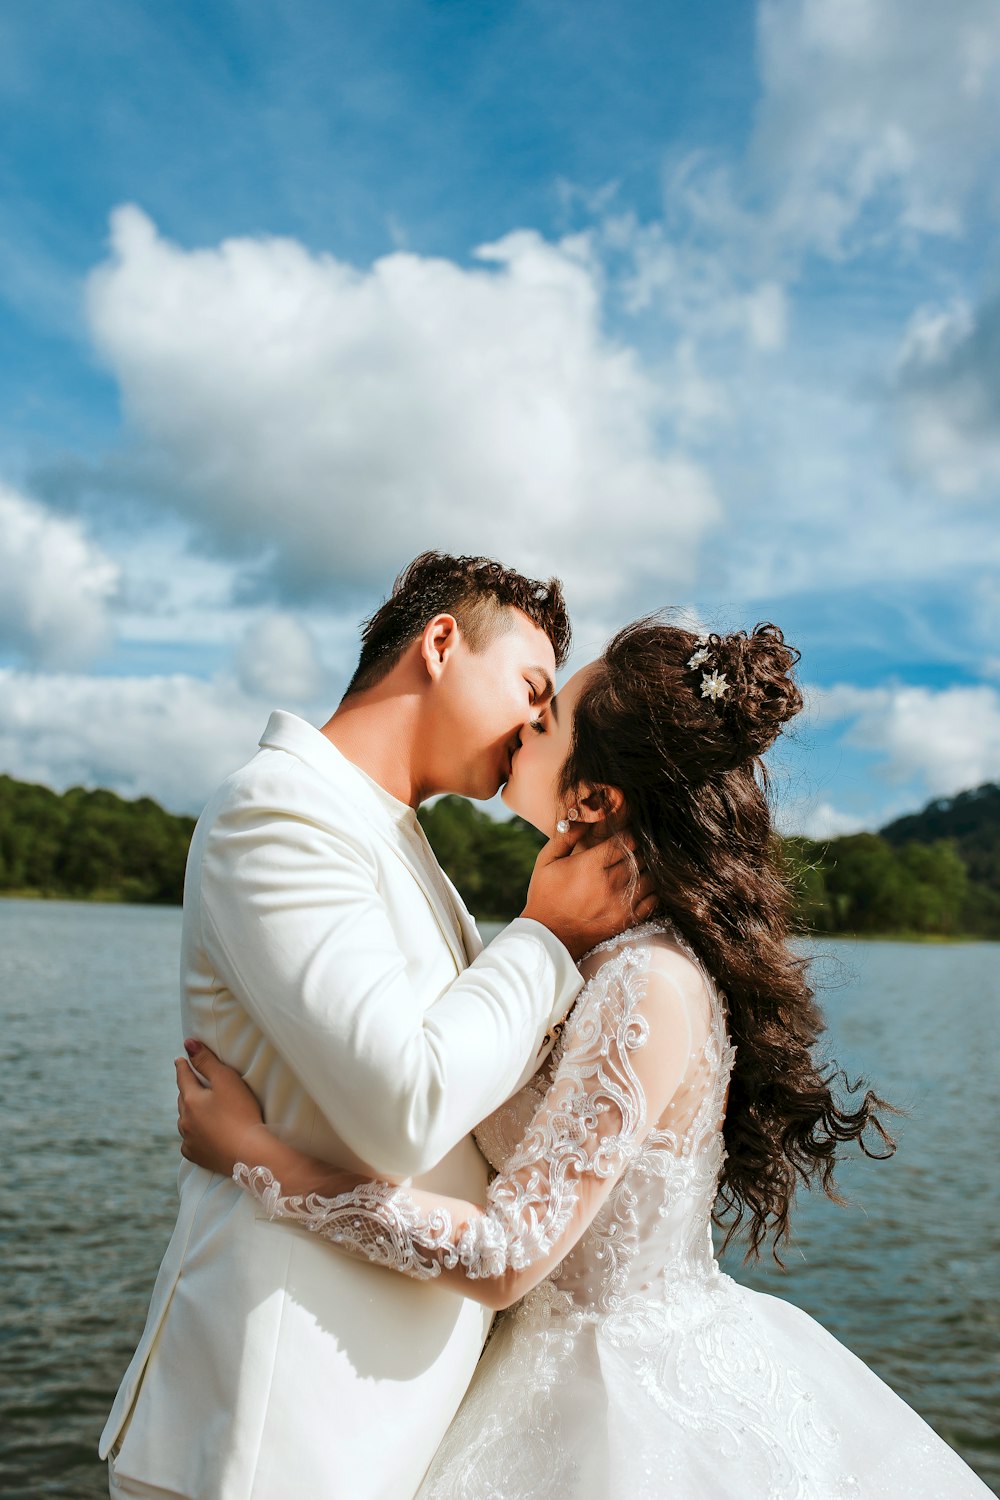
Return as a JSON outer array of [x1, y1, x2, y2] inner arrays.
[[522, 822, 658, 961], [175, 1041, 268, 1178]]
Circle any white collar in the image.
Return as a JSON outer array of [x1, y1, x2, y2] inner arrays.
[[257, 710, 417, 831]]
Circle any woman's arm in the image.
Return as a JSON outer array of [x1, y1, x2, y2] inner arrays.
[[175, 1043, 355, 1196], [177, 945, 705, 1311]]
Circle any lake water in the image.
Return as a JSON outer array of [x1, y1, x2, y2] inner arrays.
[[0, 900, 997, 1498]]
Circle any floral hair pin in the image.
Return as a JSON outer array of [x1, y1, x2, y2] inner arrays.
[[700, 668, 729, 701], [687, 636, 730, 703]]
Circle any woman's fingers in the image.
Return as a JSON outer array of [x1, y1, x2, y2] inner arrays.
[[174, 1055, 205, 1098], [183, 1038, 223, 1075], [175, 1054, 212, 1161]]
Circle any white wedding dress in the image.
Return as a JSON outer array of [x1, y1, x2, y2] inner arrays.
[[237, 921, 992, 1499]]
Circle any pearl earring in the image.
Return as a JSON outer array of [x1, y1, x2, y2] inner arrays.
[[555, 807, 580, 834]]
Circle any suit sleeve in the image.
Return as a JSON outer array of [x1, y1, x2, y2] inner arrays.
[[233, 945, 709, 1310], [199, 779, 583, 1180]]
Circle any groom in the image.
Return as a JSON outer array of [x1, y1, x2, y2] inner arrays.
[[102, 552, 650, 1500]]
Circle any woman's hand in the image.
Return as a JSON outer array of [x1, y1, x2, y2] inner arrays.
[[175, 1041, 266, 1178]]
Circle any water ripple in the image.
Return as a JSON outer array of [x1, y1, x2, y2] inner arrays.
[[1, 903, 996, 1497]]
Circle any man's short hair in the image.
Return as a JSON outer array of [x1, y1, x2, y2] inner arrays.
[[344, 551, 571, 696]]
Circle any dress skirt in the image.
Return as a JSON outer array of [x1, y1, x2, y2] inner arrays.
[[415, 1272, 993, 1500]]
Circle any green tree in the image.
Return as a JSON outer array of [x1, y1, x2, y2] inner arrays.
[[419, 796, 544, 920], [0, 774, 195, 903], [3, 769, 1000, 934], [897, 840, 969, 934], [819, 834, 901, 932], [782, 837, 834, 933]]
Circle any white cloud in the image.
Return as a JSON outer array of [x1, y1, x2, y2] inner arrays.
[[606, 212, 789, 374], [680, 346, 1000, 601], [743, 282, 788, 352], [752, 0, 1000, 254], [892, 294, 1000, 500], [641, 0, 999, 285], [819, 680, 1000, 797], [0, 483, 119, 667], [61, 9, 1000, 732], [235, 612, 330, 703], [85, 206, 720, 610], [775, 797, 869, 840], [0, 667, 283, 812]]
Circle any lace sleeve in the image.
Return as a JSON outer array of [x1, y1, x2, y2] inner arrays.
[[234, 936, 706, 1293], [233, 1164, 464, 1281]]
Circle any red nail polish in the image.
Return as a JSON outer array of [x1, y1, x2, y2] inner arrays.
[[183, 1038, 201, 1056]]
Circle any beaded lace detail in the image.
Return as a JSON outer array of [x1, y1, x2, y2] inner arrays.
[[235, 923, 681, 1283], [234, 1165, 456, 1280], [234, 923, 991, 1498], [472, 919, 736, 1312], [413, 928, 983, 1499]]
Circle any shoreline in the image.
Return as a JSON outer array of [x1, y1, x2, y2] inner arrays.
[[0, 888, 175, 906], [1, 892, 995, 943]]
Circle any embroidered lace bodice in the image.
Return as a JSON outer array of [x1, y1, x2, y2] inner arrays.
[[235, 919, 736, 1308], [233, 921, 994, 1499], [475, 922, 733, 1311]]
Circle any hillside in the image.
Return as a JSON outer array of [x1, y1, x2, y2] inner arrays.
[[418, 792, 1000, 938], [0, 775, 196, 904], [782, 783, 1000, 940], [880, 782, 1000, 891], [2, 772, 999, 936]]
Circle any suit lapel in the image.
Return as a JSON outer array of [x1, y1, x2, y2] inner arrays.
[[256, 715, 474, 973], [373, 829, 469, 975], [438, 867, 483, 961]]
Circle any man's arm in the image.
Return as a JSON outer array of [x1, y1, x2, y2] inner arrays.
[[177, 947, 701, 1312], [200, 800, 583, 1180]]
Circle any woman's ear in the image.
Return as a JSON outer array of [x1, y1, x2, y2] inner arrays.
[[573, 782, 625, 823]]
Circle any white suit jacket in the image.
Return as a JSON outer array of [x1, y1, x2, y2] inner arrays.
[[101, 710, 582, 1500]]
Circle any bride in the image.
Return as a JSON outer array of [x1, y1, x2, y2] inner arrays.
[[176, 617, 992, 1498]]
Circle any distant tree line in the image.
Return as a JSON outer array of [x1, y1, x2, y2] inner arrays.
[[0, 775, 195, 905], [880, 782, 1000, 891], [782, 832, 1000, 940], [420, 794, 1000, 939], [2, 773, 999, 938], [418, 796, 545, 922]]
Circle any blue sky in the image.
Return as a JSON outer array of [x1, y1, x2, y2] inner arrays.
[[2, 0, 999, 828]]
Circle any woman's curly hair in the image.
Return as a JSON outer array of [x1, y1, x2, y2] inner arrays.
[[561, 616, 898, 1263]]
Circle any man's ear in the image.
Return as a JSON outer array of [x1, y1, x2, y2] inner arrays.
[[574, 782, 625, 822], [420, 613, 462, 682]]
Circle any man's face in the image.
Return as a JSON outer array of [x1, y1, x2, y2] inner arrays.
[[424, 609, 557, 800]]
